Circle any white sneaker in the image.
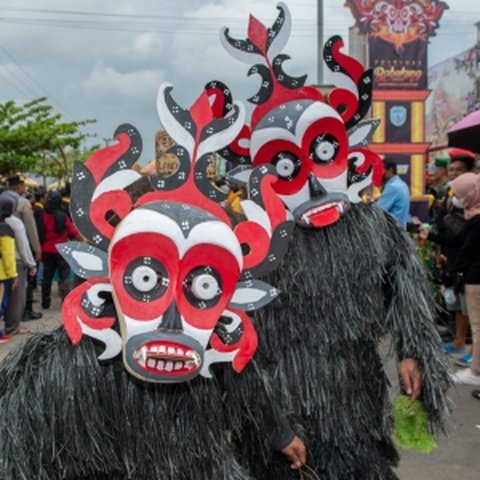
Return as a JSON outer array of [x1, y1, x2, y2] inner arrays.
[[451, 368, 480, 386]]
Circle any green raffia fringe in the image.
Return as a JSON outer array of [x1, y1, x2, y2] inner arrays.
[[393, 395, 437, 454]]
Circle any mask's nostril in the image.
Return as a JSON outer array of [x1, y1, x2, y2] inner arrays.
[[308, 175, 327, 198], [160, 302, 182, 330]]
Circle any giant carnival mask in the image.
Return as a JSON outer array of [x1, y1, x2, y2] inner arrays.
[[58, 82, 293, 383], [220, 2, 384, 228]]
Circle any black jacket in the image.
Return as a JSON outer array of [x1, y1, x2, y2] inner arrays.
[[428, 214, 480, 285]]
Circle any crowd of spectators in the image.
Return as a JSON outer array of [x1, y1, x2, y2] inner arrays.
[[373, 150, 480, 399], [0, 174, 78, 343], [419, 149, 480, 399], [2, 155, 480, 405]]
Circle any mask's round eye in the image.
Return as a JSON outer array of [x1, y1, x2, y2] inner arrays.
[[272, 151, 301, 180], [316, 142, 335, 160], [183, 266, 223, 308], [131, 265, 157, 292], [310, 134, 339, 164], [124, 257, 168, 302], [191, 273, 219, 300]]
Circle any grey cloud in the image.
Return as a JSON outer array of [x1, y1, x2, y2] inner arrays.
[[0, 0, 478, 161]]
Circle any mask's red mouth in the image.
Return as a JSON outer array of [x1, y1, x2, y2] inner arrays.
[[297, 200, 349, 228], [132, 340, 202, 376]]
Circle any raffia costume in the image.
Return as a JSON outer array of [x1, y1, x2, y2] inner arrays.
[[220, 3, 451, 478], [0, 83, 294, 478]]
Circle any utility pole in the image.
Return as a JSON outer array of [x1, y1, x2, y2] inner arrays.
[[42, 152, 47, 189], [317, 0, 324, 85]]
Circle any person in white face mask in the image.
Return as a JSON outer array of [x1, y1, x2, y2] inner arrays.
[[424, 151, 476, 364], [421, 171, 480, 387]]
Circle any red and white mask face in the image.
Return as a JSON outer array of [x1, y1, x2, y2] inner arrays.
[[60, 199, 288, 383], [250, 99, 351, 228], [109, 203, 242, 382], [221, 3, 384, 229], [60, 81, 293, 384], [60, 162, 293, 383]]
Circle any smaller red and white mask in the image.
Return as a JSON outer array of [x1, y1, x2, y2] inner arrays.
[[221, 2, 384, 229]]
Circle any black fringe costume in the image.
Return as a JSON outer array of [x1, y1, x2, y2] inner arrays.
[[0, 327, 267, 480], [0, 203, 451, 480], [226, 203, 451, 480]]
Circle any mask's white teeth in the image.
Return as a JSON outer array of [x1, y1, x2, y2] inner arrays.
[[303, 201, 347, 221], [135, 345, 202, 374], [141, 346, 148, 365], [193, 352, 201, 367], [301, 214, 311, 224]]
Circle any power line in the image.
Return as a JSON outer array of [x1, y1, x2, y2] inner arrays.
[[0, 6, 477, 28], [0, 15, 477, 36], [1, 4, 479, 21], [2, 4, 480, 18], [0, 10, 311, 27], [0, 58, 39, 98], [0, 17, 318, 35], [0, 69, 32, 98], [0, 16, 313, 30], [0, 45, 78, 120], [0, 5, 314, 22]]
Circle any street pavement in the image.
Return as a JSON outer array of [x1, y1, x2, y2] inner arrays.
[[0, 293, 479, 479]]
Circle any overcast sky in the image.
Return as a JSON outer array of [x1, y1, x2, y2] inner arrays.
[[1, 0, 479, 162]]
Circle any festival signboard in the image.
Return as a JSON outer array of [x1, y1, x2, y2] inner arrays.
[[345, 0, 449, 204], [345, 0, 448, 90], [368, 39, 426, 90]]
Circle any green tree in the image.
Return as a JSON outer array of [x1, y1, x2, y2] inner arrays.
[[0, 97, 95, 177], [34, 144, 100, 187]]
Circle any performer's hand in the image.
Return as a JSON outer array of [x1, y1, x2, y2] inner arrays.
[[399, 358, 422, 401], [281, 435, 306, 470]]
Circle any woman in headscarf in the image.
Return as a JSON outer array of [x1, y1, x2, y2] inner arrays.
[[40, 190, 80, 309], [424, 172, 480, 387]]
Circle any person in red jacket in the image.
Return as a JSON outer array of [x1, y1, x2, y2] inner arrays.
[[39, 190, 80, 309]]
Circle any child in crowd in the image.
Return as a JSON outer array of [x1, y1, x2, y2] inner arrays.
[[0, 196, 18, 343]]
